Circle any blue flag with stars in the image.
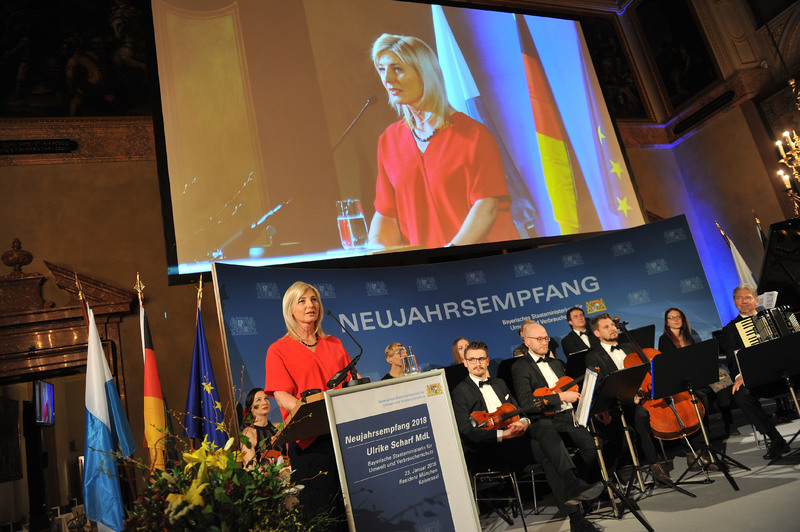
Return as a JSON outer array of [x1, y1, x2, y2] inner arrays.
[[184, 306, 228, 447]]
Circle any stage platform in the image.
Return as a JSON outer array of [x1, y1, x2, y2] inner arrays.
[[480, 406, 800, 532]]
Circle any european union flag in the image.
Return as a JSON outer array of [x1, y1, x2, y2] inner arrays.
[[184, 306, 228, 448]]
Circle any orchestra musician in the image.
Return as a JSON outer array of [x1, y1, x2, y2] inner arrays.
[[512, 320, 599, 479], [451, 341, 603, 532], [659, 307, 738, 437], [561, 307, 601, 356], [264, 281, 350, 529], [444, 336, 470, 392], [585, 313, 671, 483], [717, 284, 791, 460]]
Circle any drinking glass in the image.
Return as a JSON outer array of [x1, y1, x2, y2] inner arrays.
[[402, 345, 419, 375], [336, 199, 368, 251]]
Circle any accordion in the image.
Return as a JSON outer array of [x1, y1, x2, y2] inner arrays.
[[735, 306, 800, 348]]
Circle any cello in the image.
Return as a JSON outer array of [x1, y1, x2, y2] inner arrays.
[[615, 317, 704, 440]]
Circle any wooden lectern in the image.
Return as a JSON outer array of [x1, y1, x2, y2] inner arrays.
[[273, 392, 329, 447]]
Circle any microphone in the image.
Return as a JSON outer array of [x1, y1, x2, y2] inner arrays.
[[325, 309, 369, 389], [210, 199, 292, 259], [331, 97, 373, 152]]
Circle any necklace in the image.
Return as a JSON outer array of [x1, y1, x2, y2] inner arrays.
[[412, 127, 437, 142], [300, 334, 318, 348]]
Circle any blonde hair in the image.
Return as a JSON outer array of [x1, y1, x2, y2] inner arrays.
[[384, 342, 404, 362], [372, 33, 453, 130], [281, 281, 326, 340]]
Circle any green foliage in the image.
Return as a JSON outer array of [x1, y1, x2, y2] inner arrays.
[[124, 437, 336, 531]]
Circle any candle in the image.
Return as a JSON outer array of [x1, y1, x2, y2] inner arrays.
[[780, 170, 791, 189], [777, 140, 786, 158], [785, 131, 796, 150]]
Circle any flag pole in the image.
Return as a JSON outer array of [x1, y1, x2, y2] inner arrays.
[[752, 210, 768, 249], [135, 271, 145, 304], [197, 273, 203, 311], [715, 221, 731, 248], [74, 271, 90, 334]]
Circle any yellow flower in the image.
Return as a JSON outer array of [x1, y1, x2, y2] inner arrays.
[[165, 474, 209, 522]]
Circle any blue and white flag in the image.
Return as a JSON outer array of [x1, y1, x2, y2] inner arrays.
[[84, 307, 136, 532], [184, 306, 228, 448]]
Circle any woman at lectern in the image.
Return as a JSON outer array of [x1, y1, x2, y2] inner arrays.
[[264, 281, 350, 529], [367, 33, 518, 250]]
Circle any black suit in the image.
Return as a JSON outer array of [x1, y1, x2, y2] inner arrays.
[[450, 376, 579, 514], [562, 329, 600, 356], [585, 343, 660, 464], [511, 354, 597, 473], [718, 315, 778, 436]]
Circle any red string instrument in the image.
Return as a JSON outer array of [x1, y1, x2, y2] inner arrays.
[[469, 403, 521, 430], [533, 375, 585, 416], [615, 317, 704, 440]]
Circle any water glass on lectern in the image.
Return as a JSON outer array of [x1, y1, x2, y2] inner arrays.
[[402, 345, 419, 375], [336, 199, 368, 250]]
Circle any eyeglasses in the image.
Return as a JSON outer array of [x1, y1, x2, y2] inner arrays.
[[525, 336, 550, 343], [666, 316, 682, 321], [734, 295, 756, 301], [464, 356, 488, 364]]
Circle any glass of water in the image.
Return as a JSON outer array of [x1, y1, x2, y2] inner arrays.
[[336, 199, 368, 251], [402, 345, 419, 375]]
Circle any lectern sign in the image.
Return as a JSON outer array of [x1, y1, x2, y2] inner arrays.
[[326, 372, 479, 532]]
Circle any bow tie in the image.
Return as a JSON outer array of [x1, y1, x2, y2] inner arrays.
[[535, 357, 549, 364], [610, 345, 622, 352], [578, 331, 587, 337], [478, 378, 491, 388]]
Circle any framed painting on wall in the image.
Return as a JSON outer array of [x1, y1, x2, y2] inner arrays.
[[633, 0, 720, 115], [578, 15, 654, 121]]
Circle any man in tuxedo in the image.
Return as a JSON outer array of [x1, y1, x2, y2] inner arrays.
[[561, 307, 601, 356], [585, 313, 670, 483], [451, 341, 602, 532], [718, 284, 790, 460], [512, 320, 598, 478]]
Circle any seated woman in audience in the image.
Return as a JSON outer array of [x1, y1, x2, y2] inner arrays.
[[382, 342, 406, 380]]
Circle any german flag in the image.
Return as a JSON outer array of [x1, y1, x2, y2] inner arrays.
[[516, 14, 579, 234], [140, 299, 172, 470]]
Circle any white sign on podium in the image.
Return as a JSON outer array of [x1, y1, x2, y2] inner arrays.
[[326, 370, 480, 532]]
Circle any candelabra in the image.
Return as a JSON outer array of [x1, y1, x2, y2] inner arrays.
[[776, 79, 800, 216]]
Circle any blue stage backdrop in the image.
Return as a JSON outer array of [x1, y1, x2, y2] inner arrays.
[[213, 215, 721, 418]]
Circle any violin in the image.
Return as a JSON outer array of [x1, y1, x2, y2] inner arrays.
[[469, 403, 521, 430], [533, 374, 585, 416], [614, 317, 704, 440]]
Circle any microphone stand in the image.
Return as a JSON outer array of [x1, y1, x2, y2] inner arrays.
[[325, 309, 370, 388], [331, 97, 373, 152]]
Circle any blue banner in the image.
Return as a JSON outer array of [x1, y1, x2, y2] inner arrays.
[[214, 215, 721, 412]]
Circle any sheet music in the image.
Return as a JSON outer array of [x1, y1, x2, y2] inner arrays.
[[575, 368, 598, 427], [758, 291, 778, 310]]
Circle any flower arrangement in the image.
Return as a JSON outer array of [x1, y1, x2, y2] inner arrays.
[[125, 435, 336, 531]]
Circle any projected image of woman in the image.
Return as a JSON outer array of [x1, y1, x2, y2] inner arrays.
[[368, 34, 518, 249]]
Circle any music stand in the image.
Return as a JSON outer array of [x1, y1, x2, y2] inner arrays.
[[735, 332, 800, 464], [651, 340, 748, 490], [629, 324, 656, 349], [586, 364, 658, 531], [565, 349, 589, 379]]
